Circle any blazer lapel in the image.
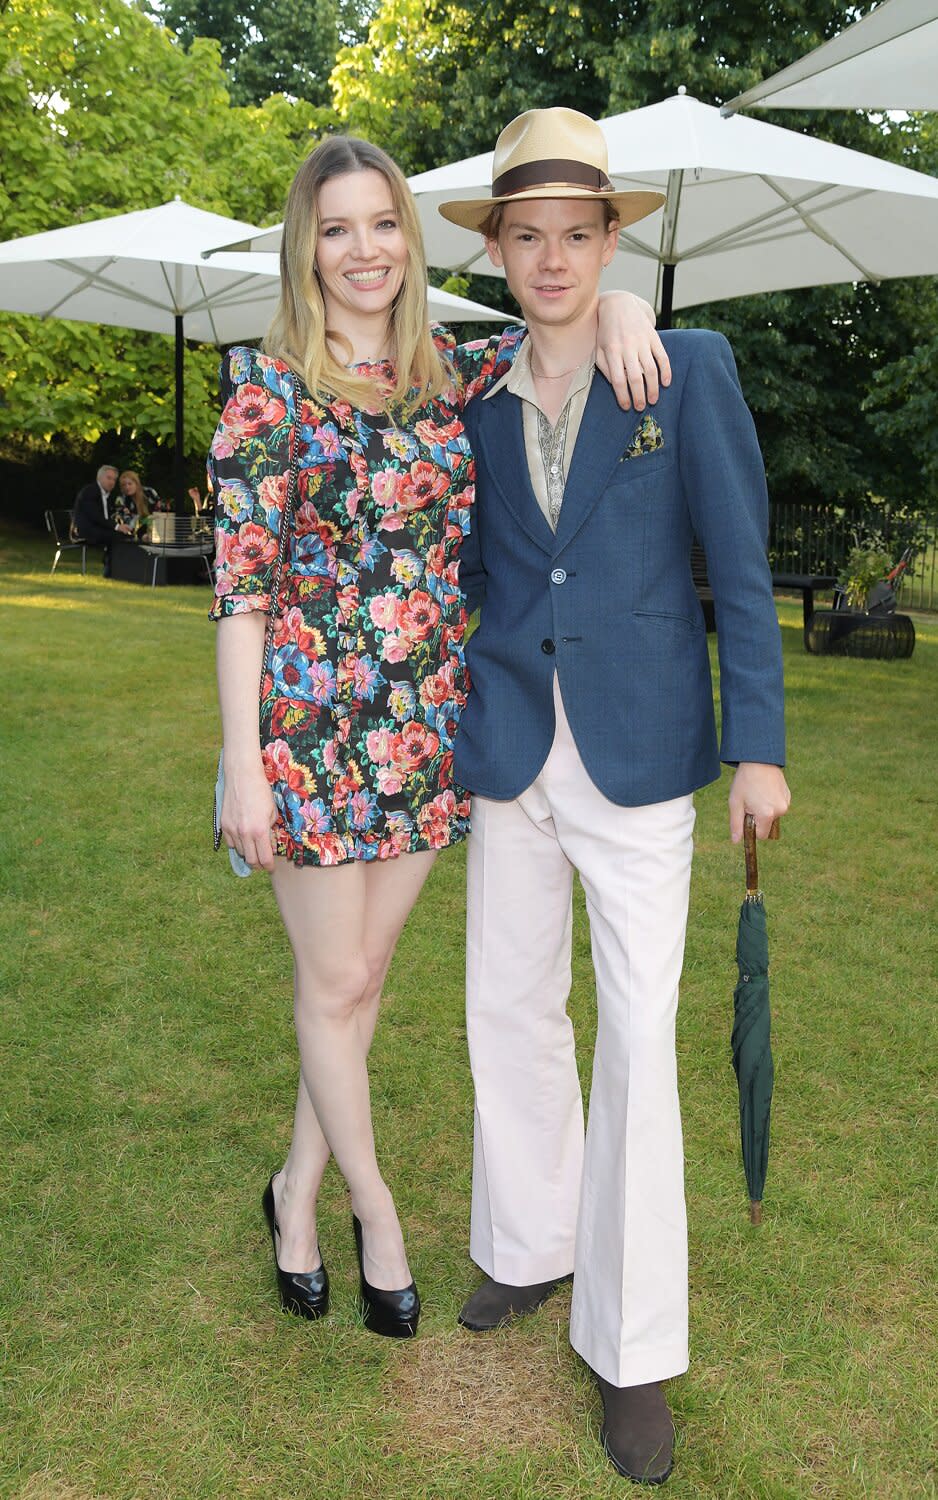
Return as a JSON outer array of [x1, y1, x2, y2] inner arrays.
[[475, 388, 555, 555], [552, 375, 631, 555]]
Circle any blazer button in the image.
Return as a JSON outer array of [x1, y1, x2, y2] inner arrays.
[[550, 568, 567, 585], [541, 638, 556, 655]]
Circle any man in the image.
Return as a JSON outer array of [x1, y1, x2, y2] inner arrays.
[[440, 109, 790, 1485], [73, 465, 131, 568]]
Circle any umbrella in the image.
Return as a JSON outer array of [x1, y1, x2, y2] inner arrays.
[[732, 813, 779, 1225], [0, 199, 276, 504], [406, 91, 938, 323], [723, 0, 938, 114], [0, 201, 517, 506]]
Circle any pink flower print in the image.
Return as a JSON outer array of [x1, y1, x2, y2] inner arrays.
[[211, 427, 236, 460], [366, 727, 394, 764], [300, 798, 332, 835], [381, 633, 410, 664], [376, 765, 405, 796], [308, 661, 337, 705], [350, 654, 384, 701], [369, 592, 402, 630], [313, 423, 344, 460], [258, 472, 287, 519], [372, 468, 402, 510], [263, 739, 293, 782]]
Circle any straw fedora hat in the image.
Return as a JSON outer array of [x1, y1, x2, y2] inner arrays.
[[438, 107, 665, 234]]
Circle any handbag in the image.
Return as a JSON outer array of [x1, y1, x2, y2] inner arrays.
[[213, 411, 301, 875]]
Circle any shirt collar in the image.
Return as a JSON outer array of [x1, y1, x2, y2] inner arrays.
[[483, 336, 594, 416]]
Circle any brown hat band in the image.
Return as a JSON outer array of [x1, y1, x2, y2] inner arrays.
[[491, 157, 613, 198]]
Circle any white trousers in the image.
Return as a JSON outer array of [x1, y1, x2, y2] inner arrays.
[[465, 679, 696, 1386]]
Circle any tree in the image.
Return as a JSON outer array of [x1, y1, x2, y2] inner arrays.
[[595, 0, 936, 513], [150, 0, 368, 107], [0, 0, 323, 467]]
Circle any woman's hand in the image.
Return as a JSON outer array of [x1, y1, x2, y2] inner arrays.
[[596, 291, 671, 412], [222, 754, 278, 871]]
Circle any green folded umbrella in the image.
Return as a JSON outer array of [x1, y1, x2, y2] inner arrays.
[[731, 815, 777, 1225]]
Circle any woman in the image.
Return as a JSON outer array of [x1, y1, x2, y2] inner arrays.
[[210, 136, 666, 1338], [114, 470, 158, 531]]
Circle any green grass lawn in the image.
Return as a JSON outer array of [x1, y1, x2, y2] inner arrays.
[[1, 529, 936, 1500]]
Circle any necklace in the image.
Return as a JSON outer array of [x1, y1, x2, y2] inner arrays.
[[530, 361, 581, 379]]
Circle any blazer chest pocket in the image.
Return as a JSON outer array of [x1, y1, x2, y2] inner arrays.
[[608, 447, 676, 490]]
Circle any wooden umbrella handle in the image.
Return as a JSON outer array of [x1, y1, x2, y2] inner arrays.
[[744, 814, 781, 894]]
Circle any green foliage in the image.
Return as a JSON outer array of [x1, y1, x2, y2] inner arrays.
[[150, 0, 360, 107], [864, 335, 938, 506], [0, 0, 324, 465], [838, 543, 893, 608]]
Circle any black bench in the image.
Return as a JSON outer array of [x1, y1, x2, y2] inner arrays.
[[692, 549, 837, 636], [770, 573, 838, 632]]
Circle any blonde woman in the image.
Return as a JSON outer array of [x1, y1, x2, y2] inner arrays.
[[114, 470, 158, 531], [209, 135, 668, 1338]]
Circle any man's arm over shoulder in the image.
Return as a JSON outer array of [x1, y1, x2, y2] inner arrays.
[[676, 330, 785, 767]]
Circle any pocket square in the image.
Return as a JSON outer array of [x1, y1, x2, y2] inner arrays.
[[622, 414, 665, 460]]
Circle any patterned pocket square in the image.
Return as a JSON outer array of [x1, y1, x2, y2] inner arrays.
[[622, 414, 665, 460]]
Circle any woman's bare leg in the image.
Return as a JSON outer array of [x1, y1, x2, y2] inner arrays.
[[270, 850, 436, 1287]]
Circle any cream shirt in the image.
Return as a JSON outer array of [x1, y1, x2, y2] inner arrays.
[[483, 338, 595, 532]]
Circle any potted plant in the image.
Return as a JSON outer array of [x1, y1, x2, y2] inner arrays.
[[837, 545, 894, 610], [807, 536, 916, 660]]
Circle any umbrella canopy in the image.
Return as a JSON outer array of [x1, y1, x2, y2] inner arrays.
[[0, 199, 276, 504], [732, 815, 777, 1224], [723, 0, 938, 114], [406, 92, 938, 322], [0, 201, 517, 505], [0, 199, 274, 341]]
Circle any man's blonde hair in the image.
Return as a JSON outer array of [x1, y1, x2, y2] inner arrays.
[[480, 197, 620, 242]]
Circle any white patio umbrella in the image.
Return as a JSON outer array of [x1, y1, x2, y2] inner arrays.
[[0, 199, 277, 502], [0, 199, 516, 503], [723, 0, 938, 114], [406, 91, 938, 324]]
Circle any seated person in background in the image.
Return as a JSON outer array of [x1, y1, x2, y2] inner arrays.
[[114, 470, 160, 532], [73, 465, 131, 546]]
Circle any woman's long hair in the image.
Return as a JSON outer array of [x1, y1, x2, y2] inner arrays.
[[264, 136, 449, 413], [118, 471, 150, 516]]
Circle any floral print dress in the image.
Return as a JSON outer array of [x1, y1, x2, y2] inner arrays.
[[209, 326, 524, 866]]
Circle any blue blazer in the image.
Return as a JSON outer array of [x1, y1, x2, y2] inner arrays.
[[454, 329, 785, 807]]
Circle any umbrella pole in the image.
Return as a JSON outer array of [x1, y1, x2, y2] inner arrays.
[[659, 263, 675, 330], [174, 313, 185, 513]]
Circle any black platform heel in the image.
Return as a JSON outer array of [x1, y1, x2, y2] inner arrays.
[[352, 1214, 420, 1338], [262, 1175, 329, 1320]]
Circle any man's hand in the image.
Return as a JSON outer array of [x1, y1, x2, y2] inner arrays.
[[728, 763, 791, 843], [596, 291, 671, 412]]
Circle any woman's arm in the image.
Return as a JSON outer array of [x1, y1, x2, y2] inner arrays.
[[217, 613, 278, 871]]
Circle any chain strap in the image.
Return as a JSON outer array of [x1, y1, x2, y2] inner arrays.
[[214, 410, 301, 852]]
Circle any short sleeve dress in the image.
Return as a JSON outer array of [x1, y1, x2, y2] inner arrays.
[[208, 325, 525, 866]]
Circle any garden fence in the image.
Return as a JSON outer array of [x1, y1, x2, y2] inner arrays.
[[768, 503, 938, 612]]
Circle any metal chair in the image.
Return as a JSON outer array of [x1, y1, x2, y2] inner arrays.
[[45, 508, 88, 575], [138, 514, 215, 587]]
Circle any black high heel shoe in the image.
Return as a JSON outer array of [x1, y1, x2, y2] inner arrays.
[[262, 1175, 329, 1320], [352, 1214, 420, 1338]]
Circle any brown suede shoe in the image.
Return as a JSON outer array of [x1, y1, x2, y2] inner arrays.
[[596, 1375, 675, 1484], [457, 1273, 572, 1331]]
